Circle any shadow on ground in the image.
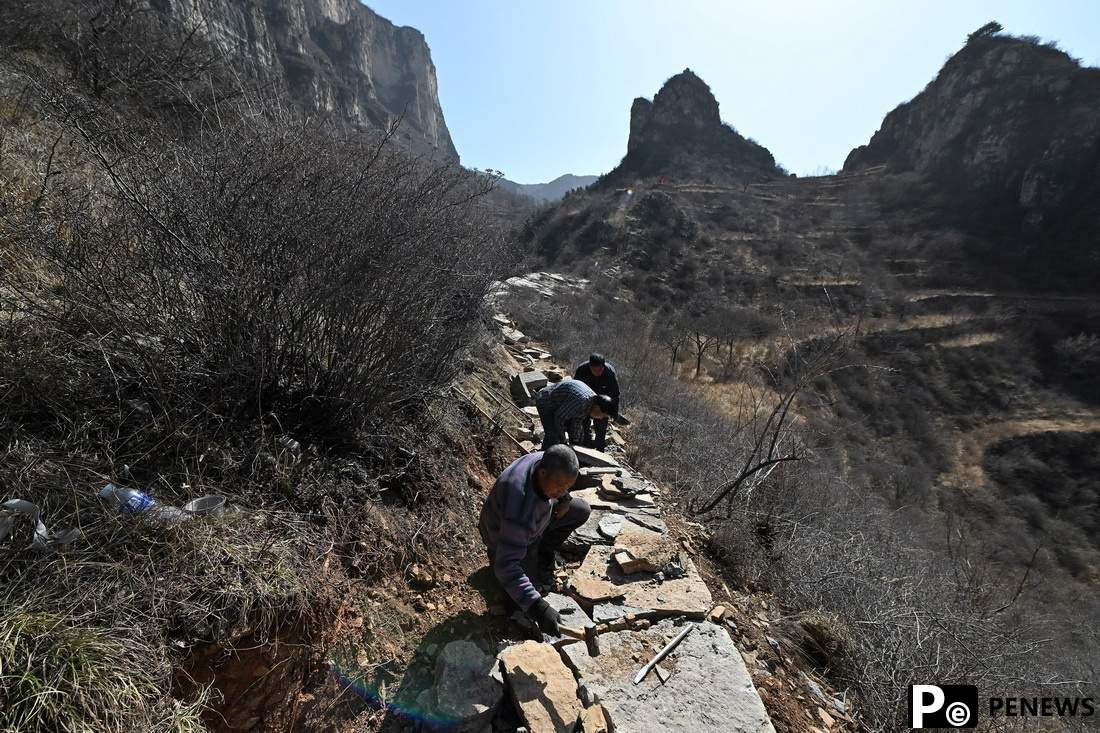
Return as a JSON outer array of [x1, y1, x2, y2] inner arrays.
[[371, 569, 530, 731]]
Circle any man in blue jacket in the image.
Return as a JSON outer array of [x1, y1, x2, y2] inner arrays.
[[534, 378, 614, 450], [478, 445, 590, 635], [573, 353, 620, 451]]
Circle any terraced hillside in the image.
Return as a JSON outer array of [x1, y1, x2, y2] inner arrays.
[[516, 49, 1100, 724]]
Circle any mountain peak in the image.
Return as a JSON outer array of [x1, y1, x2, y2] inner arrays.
[[612, 69, 779, 184]]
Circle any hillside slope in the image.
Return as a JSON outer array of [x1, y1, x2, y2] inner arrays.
[[845, 32, 1100, 287], [515, 44, 1100, 729]]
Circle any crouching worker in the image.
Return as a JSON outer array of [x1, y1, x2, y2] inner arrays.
[[573, 353, 620, 450], [478, 444, 591, 635], [534, 378, 615, 449]]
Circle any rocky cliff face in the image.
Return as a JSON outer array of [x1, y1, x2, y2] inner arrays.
[[161, 0, 457, 160], [606, 69, 781, 184], [845, 35, 1100, 284]]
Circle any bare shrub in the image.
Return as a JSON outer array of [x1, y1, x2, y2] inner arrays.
[[4, 81, 507, 435], [0, 0, 236, 110], [0, 57, 510, 726], [1053, 332, 1100, 379]]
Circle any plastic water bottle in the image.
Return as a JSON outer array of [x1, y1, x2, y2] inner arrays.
[[98, 484, 188, 523]]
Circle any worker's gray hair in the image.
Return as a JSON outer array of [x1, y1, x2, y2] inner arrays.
[[540, 444, 580, 477]]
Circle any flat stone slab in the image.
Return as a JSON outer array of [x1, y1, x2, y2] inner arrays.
[[575, 467, 620, 490], [499, 641, 583, 733], [570, 488, 662, 518], [613, 475, 656, 495], [568, 545, 712, 618], [502, 327, 529, 344], [511, 374, 535, 402], [613, 532, 683, 575], [561, 509, 613, 553], [597, 514, 624, 540], [563, 620, 775, 733], [545, 593, 593, 623], [599, 487, 656, 506], [542, 593, 594, 645], [591, 602, 652, 624], [520, 370, 549, 391], [573, 446, 620, 468], [621, 515, 667, 536]]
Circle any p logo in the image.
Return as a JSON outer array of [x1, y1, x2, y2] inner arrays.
[[908, 684, 978, 728]]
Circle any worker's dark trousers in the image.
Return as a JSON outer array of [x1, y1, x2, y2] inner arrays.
[[582, 417, 609, 451], [485, 497, 591, 608], [535, 399, 566, 449]]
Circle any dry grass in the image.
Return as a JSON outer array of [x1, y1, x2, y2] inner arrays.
[[0, 504, 321, 732], [0, 607, 208, 733], [935, 331, 1003, 348]]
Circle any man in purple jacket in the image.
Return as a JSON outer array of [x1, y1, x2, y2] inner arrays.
[[478, 444, 590, 635]]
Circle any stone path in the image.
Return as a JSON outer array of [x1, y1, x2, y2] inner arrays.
[[440, 314, 777, 733]]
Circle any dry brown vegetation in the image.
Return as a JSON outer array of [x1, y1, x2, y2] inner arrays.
[[0, 8, 514, 728], [504, 285, 1099, 730]]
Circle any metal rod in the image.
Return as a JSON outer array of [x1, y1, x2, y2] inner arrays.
[[452, 385, 529, 452], [632, 624, 694, 685]]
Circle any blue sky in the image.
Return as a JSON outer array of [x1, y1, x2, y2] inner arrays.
[[366, 1, 1100, 184]]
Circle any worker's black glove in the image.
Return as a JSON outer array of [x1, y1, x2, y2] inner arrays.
[[528, 597, 560, 636]]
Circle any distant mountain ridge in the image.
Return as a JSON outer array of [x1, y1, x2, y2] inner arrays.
[[498, 174, 598, 203], [522, 30, 1100, 295]]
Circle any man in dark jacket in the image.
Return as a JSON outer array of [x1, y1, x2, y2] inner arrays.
[[573, 353, 620, 450], [478, 445, 590, 635], [533, 378, 614, 449]]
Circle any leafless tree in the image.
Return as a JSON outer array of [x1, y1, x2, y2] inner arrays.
[[657, 323, 687, 374], [682, 311, 719, 379], [688, 327, 847, 516]]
